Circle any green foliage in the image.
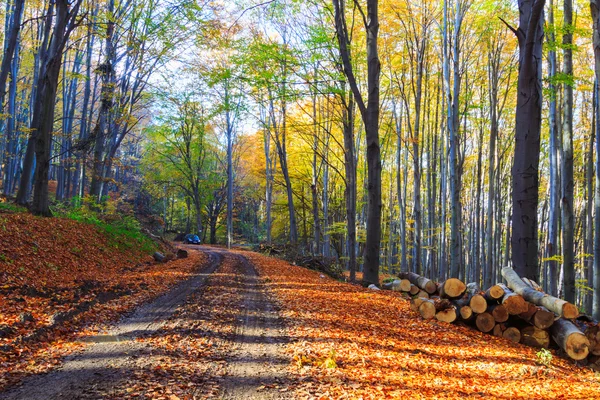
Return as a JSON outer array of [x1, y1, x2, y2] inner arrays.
[[322, 349, 338, 369], [536, 348, 553, 367], [0, 202, 27, 213], [52, 196, 156, 254]]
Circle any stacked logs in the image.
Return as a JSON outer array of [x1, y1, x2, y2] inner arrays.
[[382, 267, 597, 366]]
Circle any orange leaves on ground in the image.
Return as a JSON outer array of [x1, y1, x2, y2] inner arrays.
[[0, 212, 207, 392], [245, 252, 600, 399], [95, 254, 244, 399]]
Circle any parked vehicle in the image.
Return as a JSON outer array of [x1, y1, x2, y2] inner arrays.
[[184, 234, 201, 244]]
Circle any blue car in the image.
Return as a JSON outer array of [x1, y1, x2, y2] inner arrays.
[[184, 234, 201, 244]]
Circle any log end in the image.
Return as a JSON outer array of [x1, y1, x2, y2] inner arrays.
[[503, 295, 528, 315], [436, 307, 457, 323], [424, 281, 438, 295], [532, 309, 555, 330], [502, 327, 521, 344], [562, 303, 579, 320], [419, 300, 436, 319], [459, 305, 473, 321], [564, 333, 590, 361], [521, 326, 550, 348], [399, 279, 412, 292], [491, 304, 509, 323], [440, 278, 467, 299], [486, 284, 505, 300], [475, 312, 495, 333], [469, 294, 488, 314], [409, 284, 420, 295]]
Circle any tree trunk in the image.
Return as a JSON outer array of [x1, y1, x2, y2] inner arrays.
[[16, 1, 55, 206], [226, 85, 234, 249], [333, 0, 380, 285], [31, 0, 82, 216], [90, 0, 116, 202], [0, 0, 24, 107], [343, 91, 357, 281], [510, 0, 545, 281], [590, 0, 600, 320], [561, 0, 575, 303], [547, 0, 560, 297]]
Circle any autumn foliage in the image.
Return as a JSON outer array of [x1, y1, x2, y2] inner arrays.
[[244, 252, 600, 399], [0, 211, 205, 391]]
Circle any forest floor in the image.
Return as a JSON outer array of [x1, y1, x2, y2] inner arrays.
[[1, 233, 600, 398]]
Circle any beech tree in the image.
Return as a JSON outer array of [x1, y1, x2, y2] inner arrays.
[[333, 0, 381, 285], [505, 0, 545, 281]]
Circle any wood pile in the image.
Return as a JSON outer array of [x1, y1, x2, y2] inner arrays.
[[382, 267, 598, 366]]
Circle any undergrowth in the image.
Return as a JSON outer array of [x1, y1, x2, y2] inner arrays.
[[52, 195, 156, 254]]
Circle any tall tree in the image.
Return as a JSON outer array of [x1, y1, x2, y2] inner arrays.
[[506, 0, 545, 280], [0, 0, 24, 109], [333, 0, 381, 285], [546, 0, 560, 296], [591, 0, 600, 320], [561, 0, 575, 302], [31, 0, 83, 215]]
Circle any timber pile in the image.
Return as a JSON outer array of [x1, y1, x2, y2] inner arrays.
[[382, 267, 597, 367]]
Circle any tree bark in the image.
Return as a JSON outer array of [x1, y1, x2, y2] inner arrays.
[[510, 0, 545, 281], [0, 0, 24, 106], [547, 0, 560, 297], [561, 0, 575, 303], [590, 0, 600, 320], [31, 0, 82, 215], [551, 318, 590, 360], [502, 266, 579, 318], [333, 0, 381, 285]]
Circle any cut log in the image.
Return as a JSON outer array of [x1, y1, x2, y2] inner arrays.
[[501, 267, 579, 319], [583, 324, 600, 356], [475, 312, 495, 333], [492, 323, 504, 337], [400, 279, 412, 292], [550, 318, 590, 361], [411, 297, 427, 312], [409, 284, 420, 295], [436, 307, 457, 323], [469, 295, 487, 314], [418, 300, 436, 319], [453, 290, 486, 314], [382, 279, 398, 290], [398, 272, 438, 294], [488, 304, 509, 323], [519, 302, 538, 322], [532, 307, 555, 330], [439, 278, 467, 299], [497, 283, 528, 315], [518, 303, 555, 330], [416, 290, 429, 299], [458, 305, 473, 321], [484, 285, 505, 302], [520, 326, 550, 348], [502, 327, 521, 343]]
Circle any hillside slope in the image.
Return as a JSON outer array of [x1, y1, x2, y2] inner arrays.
[[0, 211, 206, 391]]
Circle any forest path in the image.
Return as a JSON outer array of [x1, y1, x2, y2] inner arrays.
[[0, 246, 291, 400], [220, 251, 290, 400]]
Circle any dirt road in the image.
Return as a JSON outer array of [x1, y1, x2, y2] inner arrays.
[[0, 246, 291, 400]]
